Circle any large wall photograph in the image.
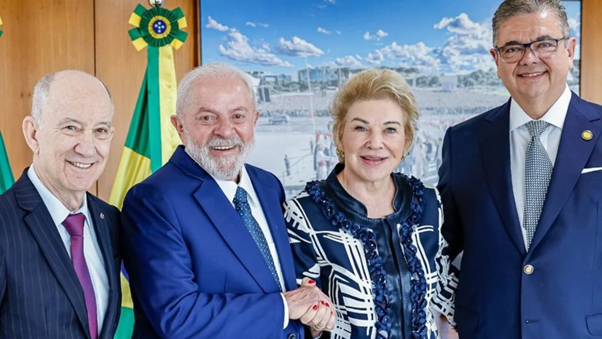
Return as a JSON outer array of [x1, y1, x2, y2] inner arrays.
[[200, 0, 581, 195]]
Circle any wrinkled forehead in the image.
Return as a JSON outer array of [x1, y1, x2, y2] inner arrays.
[[193, 77, 254, 108], [497, 11, 564, 45], [44, 77, 114, 122]]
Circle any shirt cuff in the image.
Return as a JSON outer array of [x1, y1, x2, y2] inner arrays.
[[281, 293, 290, 329]]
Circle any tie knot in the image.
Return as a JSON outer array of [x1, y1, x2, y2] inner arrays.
[[63, 213, 86, 237], [233, 186, 248, 206], [526, 120, 550, 138]]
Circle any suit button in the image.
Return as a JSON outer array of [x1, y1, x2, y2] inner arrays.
[[287, 334, 297, 339], [523, 264, 534, 275]]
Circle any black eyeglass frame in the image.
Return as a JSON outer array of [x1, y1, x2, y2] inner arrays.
[[494, 36, 570, 62]]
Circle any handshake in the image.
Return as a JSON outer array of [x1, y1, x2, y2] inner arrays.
[[284, 278, 336, 337]]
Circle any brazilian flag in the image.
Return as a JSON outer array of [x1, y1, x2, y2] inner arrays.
[[0, 131, 14, 194], [110, 4, 187, 338]]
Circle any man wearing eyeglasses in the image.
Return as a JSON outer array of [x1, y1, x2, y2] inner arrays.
[[435, 0, 602, 338]]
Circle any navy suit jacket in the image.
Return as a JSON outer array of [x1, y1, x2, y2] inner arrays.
[[0, 169, 121, 339], [121, 146, 304, 339], [438, 93, 602, 339]]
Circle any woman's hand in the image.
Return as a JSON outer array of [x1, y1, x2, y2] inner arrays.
[[284, 278, 336, 332]]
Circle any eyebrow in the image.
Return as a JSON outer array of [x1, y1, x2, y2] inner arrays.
[[56, 118, 112, 127], [57, 118, 82, 125], [196, 106, 250, 115], [501, 35, 557, 47], [350, 117, 402, 126]]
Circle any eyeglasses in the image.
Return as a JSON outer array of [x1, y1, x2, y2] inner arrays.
[[495, 37, 569, 63]]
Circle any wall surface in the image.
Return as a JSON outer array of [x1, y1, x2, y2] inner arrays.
[[581, 0, 602, 104], [0, 0, 199, 198]]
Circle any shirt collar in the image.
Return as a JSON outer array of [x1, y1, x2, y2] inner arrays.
[[27, 165, 89, 226], [211, 165, 258, 207], [509, 84, 572, 132]]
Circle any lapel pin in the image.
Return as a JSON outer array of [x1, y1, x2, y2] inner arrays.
[[100, 212, 105, 220], [582, 130, 593, 141]]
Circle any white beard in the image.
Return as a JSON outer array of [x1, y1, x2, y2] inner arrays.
[[183, 129, 255, 181]]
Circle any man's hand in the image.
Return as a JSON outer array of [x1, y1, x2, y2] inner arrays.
[[284, 278, 335, 332]]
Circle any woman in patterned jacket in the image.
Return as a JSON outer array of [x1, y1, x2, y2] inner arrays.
[[284, 69, 455, 339]]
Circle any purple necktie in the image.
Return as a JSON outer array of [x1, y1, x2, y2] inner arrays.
[[63, 213, 98, 339]]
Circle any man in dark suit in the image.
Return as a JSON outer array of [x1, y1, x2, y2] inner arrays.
[[437, 0, 602, 338], [121, 63, 335, 338], [0, 70, 121, 339]]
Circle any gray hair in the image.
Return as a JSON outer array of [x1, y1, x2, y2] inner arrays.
[[492, 0, 570, 46], [176, 62, 256, 118], [31, 70, 115, 127]]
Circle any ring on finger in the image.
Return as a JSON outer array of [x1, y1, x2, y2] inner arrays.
[[313, 325, 322, 331]]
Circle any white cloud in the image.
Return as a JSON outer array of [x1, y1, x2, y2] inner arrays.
[[317, 27, 332, 35], [434, 13, 482, 35], [277, 36, 324, 57], [364, 29, 389, 41], [206, 16, 229, 32], [433, 13, 495, 72], [246, 21, 270, 28], [324, 0, 336, 3], [335, 55, 363, 68], [568, 15, 580, 39], [336, 30, 342, 35], [376, 29, 389, 39], [366, 50, 385, 65], [219, 29, 292, 67]]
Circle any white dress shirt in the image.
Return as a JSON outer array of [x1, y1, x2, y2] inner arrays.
[[211, 166, 290, 327], [509, 84, 572, 250], [28, 165, 108, 335]]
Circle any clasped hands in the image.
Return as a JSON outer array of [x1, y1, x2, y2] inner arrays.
[[284, 277, 335, 336]]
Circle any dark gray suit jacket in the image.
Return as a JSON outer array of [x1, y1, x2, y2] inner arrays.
[[0, 169, 121, 339]]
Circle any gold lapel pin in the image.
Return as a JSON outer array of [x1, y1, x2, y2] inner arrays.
[[100, 212, 105, 220], [582, 130, 593, 141]]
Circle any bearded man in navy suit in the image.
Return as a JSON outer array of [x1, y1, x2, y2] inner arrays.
[[121, 63, 335, 338], [0, 70, 121, 339], [436, 1, 602, 338]]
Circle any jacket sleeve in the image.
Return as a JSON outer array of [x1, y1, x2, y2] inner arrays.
[[432, 127, 461, 326], [121, 182, 287, 338], [283, 196, 321, 288]]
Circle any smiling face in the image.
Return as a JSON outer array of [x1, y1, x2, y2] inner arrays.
[[172, 75, 258, 181], [23, 71, 114, 209], [339, 97, 406, 185], [491, 10, 575, 115]]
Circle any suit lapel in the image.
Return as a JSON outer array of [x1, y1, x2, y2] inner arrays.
[[193, 175, 281, 293], [14, 173, 90, 338], [478, 102, 526, 255], [530, 95, 602, 250], [87, 198, 118, 338], [248, 167, 297, 292]]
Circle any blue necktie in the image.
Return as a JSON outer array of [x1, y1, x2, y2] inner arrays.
[[524, 120, 553, 249], [233, 186, 281, 289]]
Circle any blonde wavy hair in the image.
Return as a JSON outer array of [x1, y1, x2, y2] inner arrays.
[[330, 68, 418, 163]]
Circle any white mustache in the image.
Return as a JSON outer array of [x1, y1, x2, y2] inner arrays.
[[206, 138, 244, 148]]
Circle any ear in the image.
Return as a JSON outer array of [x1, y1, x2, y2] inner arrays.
[[490, 48, 503, 78], [566, 37, 577, 68], [170, 115, 185, 142], [253, 111, 260, 125], [490, 48, 500, 67], [108, 126, 115, 142], [22, 116, 40, 153]]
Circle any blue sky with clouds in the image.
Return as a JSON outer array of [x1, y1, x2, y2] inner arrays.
[[200, 0, 581, 77]]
